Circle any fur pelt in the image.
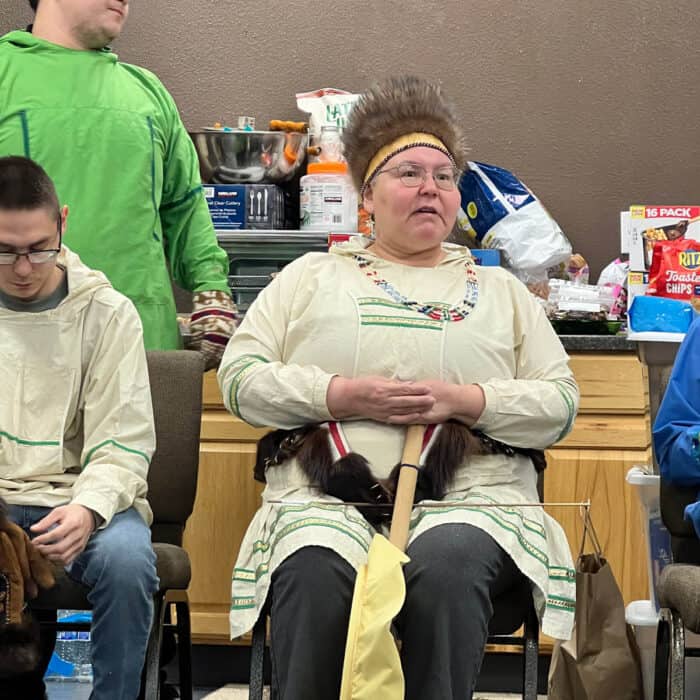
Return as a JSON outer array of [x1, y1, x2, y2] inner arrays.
[[255, 422, 546, 527], [0, 497, 52, 678], [341, 76, 469, 193], [0, 604, 42, 678]]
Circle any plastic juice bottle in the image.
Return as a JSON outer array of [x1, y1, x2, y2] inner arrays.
[[300, 161, 358, 232]]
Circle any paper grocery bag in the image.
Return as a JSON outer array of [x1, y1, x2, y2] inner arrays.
[[548, 512, 644, 700]]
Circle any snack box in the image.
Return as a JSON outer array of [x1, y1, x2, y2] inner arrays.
[[628, 205, 700, 271]]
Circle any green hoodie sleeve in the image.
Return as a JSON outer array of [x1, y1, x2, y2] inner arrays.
[[157, 85, 230, 295]]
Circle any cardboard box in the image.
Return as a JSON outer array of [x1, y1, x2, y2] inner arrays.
[[620, 211, 631, 254], [470, 248, 502, 266], [628, 205, 700, 271], [204, 184, 288, 229], [204, 185, 245, 229], [627, 270, 649, 310]]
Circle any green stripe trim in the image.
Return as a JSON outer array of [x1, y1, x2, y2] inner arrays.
[[409, 499, 549, 568], [160, 185, 203, 212], [552, 380, 576, 442], [358, 298, 413, 311], [82, 439, 151, 467], [545, 603, 576, 615], [0, 430, 59, 447], [232, 503, 374, 585], [412, 490, 547, 540], [549, 566, 576, 581], [19, 110, 30, 157], [224, 355, 270, 419], [463, 491, 546, 539], [546, 594, 576, 612], [357, 298, 451, 312], [361, 316, 444, 331]]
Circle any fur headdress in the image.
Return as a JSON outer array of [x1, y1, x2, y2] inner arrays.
[[341, 76, 469, 194]]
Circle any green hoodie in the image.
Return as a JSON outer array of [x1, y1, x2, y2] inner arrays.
[[0, 30, 230, 349]]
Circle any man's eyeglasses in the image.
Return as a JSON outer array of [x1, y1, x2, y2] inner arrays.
[[374, 163, 461, 191], [0, 219, 62, 266]]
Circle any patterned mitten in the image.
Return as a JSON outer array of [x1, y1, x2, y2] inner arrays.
[[189, 290, 237, 370]]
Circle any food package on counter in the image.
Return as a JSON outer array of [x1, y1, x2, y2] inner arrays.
[[628, 205, 700, 271], [647, 238, 700, 310], [546, 279, 619, 320], [296, 88, 360, 157], [458, 161, 571, 281]]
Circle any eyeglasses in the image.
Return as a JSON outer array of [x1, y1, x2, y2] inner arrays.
[[375, 163, 461, 191], [0, 222, 62, 266]]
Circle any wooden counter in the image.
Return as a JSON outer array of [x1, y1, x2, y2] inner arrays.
[[183, 350, 651, 647]]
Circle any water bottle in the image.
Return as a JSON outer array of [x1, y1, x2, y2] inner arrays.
[[45, 610, 93, 682]]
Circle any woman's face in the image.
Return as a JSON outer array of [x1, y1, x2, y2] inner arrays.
[[363, 146, 461, 258]]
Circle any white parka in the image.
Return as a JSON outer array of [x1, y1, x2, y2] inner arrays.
[[219, 238, 580, 640], [0, 247, 155, 526]]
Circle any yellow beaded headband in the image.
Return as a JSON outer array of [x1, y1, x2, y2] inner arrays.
[[361, 132, 455, 194]]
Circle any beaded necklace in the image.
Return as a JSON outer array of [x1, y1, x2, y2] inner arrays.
[[353, 253, 479, 322]]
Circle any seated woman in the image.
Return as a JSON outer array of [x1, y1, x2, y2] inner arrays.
[[218, 76, 579, 700]]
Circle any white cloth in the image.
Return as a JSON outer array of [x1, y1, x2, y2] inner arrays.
[[0, 247, 155, 526], [218, 237, 580, 640]]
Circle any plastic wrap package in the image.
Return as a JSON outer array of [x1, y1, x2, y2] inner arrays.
[[458, 161, 572, 282], [598, 258, 630, 288], [547, 279, 618, 319], [296, 88, 360, 157], [627, 295, 695, 334], [546, 279, 624, 334], [597, 258, 630, 318]]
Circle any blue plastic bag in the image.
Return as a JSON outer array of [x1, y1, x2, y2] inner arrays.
[[628, 295, 695, 333], [458, 161, 571, 280]]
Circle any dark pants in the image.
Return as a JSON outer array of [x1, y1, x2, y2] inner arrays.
[[268, 523, 523, 700]]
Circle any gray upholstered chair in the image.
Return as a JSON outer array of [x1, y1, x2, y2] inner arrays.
[[30, 350, 205, 700], [653, 478, 700, 700]]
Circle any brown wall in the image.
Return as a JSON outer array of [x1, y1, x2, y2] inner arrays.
[[3, 0, 699, 277]]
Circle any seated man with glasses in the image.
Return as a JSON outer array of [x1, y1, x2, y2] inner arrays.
[[0, 156, 159, 700]]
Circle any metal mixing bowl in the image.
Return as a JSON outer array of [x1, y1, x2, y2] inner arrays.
[[188, 129, 309, 184]]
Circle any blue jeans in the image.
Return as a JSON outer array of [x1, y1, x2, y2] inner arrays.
[[8, 505, 159, 700]]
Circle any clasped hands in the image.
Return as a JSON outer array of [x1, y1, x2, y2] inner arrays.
[[326, 376, 485, 425]]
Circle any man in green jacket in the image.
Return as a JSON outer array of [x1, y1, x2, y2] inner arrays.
[[0, 0, 235, 365]]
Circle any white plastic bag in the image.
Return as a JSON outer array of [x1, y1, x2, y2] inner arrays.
[[296, 88, 360, 145], [458, 161, 571, 281]]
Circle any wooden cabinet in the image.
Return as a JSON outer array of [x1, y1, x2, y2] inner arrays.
[[546, 352, 651, 608], [182, 373, 265, 644], [183, 352, 652, 645]]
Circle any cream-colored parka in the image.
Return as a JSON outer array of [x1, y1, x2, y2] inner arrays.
[[0, 247, 155, 526]]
